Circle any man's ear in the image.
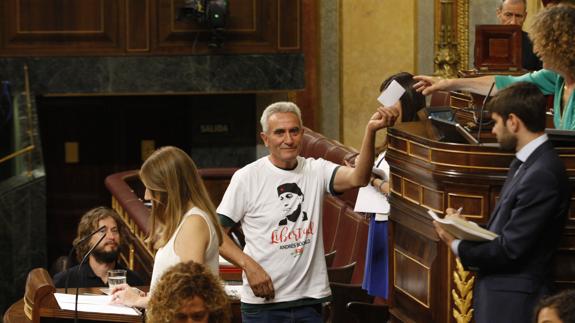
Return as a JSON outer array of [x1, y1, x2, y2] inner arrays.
[[260, 131, 269, 147], [507, 113, 521, 133]]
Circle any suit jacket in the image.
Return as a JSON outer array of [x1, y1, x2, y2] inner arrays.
[[522, 31, 543, 71], [458, 140, 570, 323]]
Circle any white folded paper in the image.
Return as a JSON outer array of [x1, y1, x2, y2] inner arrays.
[[54, 293, 140, 316]]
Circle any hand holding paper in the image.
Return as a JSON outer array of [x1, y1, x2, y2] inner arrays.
[[377, 79, 406, 107]]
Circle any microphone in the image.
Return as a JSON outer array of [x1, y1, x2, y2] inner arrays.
[[476, 82, 496, 143], [64, 225, 106, 293], [74, 231, 106, 323]]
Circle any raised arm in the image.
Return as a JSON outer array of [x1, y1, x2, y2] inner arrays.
[[333, 106, 399, 193], [413, 75, 497, 96], [219, 225, 275, 300]]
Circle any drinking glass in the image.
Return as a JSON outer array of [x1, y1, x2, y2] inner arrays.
[[107, 269, 127, 290]]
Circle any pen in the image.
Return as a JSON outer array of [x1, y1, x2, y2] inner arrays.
[[131, 306, 142, 316]]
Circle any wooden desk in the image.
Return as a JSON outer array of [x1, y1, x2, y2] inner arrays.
[[3, 287, 144, 323], [4, 287, 242, 323], [385, 120, 575, 323]]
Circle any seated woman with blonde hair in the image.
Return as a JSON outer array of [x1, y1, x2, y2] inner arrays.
[[147, 261, 231, 323]]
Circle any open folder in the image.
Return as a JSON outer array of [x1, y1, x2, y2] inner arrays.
[[428, 210, 498, 241]]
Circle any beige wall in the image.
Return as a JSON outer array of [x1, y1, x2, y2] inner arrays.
[[340, 0, 418, 148], [525, 0, 544, 32]]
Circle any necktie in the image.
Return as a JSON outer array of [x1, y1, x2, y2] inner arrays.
[[488, 157, 523, 229], [500, 157, 522, 197], [508, 157, 523, 178]]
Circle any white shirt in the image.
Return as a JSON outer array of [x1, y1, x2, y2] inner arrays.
[[149, 207, 219, 293]]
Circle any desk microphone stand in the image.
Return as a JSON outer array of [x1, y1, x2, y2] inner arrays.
[[74, 232, 106, 323]]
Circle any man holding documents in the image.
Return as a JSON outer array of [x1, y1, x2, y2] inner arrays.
[[433, 83, 570, 323], [217, 101, 397, 322]]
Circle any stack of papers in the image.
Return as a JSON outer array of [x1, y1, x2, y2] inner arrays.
[[224, 284, 242, 298], [54, 293, 140, 316]]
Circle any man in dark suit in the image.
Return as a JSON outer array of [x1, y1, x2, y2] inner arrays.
[[434, 82, 570, 323]]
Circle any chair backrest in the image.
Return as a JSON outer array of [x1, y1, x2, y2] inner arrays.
[[325, 250, 337, 268], [328, 282, 374, 323], [327, 262, 356, 284], [347, 301, 390, 323]]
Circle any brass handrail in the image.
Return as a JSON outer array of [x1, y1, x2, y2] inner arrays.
[[0, 145, 34, 165]]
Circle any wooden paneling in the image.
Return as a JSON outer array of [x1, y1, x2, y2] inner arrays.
[[1, 0, 124, 54], [0, 0, 303, 55], [126, 0, 149, 51], [153, 0, 300, 54], [277, 0, 300, 49]]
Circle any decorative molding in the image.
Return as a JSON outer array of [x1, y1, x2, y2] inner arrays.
[[388, 133, 513, 171], [433, 0, 469, 77], [452, 258, 474, 323], [456, 0, 470, 71]]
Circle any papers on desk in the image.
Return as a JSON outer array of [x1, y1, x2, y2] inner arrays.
[[224, 284, 242, 298], [54, 293, 140, 316]]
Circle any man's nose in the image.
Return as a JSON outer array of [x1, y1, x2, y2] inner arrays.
[[284, 133, 294, 144]]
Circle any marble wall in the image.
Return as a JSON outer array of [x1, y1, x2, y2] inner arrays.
[[0, 175, 46, 316]]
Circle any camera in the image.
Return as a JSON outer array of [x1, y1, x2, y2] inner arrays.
[[177, 0, 229, 48]]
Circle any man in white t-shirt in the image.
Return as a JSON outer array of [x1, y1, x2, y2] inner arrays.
[[217, 101, 398, 322]]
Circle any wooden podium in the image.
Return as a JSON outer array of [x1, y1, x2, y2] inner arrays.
[[385, 120, 575, 323], [4, 268, 143, 323]]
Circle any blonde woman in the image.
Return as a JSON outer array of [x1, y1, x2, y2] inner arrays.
[[111, 146, 223, 308]]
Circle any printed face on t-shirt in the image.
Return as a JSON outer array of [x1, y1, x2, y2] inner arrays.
[[279, 192, 303, 218]]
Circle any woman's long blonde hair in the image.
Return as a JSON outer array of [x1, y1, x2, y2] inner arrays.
[[140, 146, 222, 249]]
